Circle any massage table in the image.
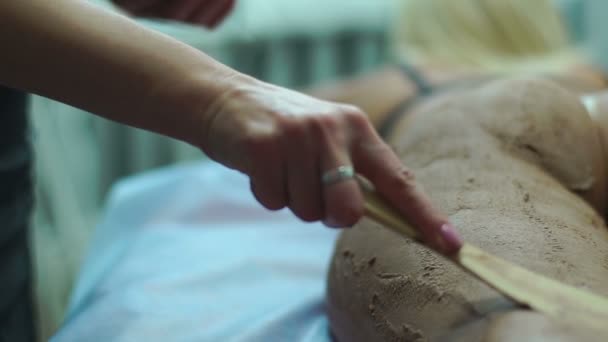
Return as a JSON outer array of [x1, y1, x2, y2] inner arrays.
[[52, 162, 338, 341]]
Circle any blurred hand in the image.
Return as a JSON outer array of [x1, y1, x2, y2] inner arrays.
[[113, 0, 235, 28], [199, 76, 462, 254]]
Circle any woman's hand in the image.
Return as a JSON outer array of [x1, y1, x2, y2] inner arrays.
[[199, 76, 462, 254], [112, 0, 235, 28]]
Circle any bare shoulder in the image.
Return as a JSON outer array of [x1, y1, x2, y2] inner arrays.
[[307, 65, 414, 127], [327, 76, 608, 342]]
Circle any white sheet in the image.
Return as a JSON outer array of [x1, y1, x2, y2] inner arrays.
[[52, 161, 339, 342]]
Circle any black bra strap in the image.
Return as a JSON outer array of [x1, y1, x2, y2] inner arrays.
[[378, 66, 494, 139], [399, 63, 433, 96], [378, 96, 420, 139], [378, 63, 432, 138]]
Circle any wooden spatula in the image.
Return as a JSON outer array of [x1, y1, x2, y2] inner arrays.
[[358, 178, 608, 332]]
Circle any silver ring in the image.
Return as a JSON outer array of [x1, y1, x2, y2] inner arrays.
[[322, 166, 355, 186]]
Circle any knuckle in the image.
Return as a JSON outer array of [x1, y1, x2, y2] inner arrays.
[[312, 114, 341, 133], [240, 128, 279, 156], [342, 106, 371, 133], [366, 140, 394, 156], [387, 166, 417, 193], [340, 104, 363, 114], [353, 141, 395, 175], [352, 134, 386, 164], [310, 115, 346, 144], [342, 105, 367, 124], [400, 167, 416, 183], [339, 104, 363, 116]]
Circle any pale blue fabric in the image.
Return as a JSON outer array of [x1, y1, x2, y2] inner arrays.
[[52, 162, 339, 342]]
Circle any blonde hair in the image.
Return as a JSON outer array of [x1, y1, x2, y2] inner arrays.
[[393, 0, 577, 73]]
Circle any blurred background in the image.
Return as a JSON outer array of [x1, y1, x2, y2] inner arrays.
[[28, 0, 606, 340]]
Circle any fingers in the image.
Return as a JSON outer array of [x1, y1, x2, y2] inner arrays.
[[351, 126, 462, 254], [214, 81, 458, 251], [255, 113, 365, 226], [284, 121, 324, 222], [316, 115, 364, 227], [247, 135, 287, 211], [280, 114, 363, 226]]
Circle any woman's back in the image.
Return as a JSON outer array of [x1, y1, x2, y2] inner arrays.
[[327, 78, 608, 341]]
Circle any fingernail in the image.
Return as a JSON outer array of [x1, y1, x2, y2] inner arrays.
[[440, 223, 463, 254]]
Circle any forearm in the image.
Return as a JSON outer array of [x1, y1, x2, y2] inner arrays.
[[0, 0, 243, 146]]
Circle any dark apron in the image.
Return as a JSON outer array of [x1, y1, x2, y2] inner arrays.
[[0, 86, 34, 342]]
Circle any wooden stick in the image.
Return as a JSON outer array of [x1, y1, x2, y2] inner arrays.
[[357, 178, 608, 331]]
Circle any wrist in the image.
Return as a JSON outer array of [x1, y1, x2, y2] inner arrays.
[[188, 70, 262, 154], [143, 63, 254, 150]]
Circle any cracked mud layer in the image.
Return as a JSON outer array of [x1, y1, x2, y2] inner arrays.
[[327, 78, 608, 341]]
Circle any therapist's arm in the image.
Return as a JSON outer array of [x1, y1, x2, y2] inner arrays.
[[0, 0, 462, 253], [0, 0, 238, 147]]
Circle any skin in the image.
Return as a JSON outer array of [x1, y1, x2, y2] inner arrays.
[[326, 77, 608, 341], [307, 65, 480, 127], [308, 63, 607, 128], [0, 0, 461, 252]]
